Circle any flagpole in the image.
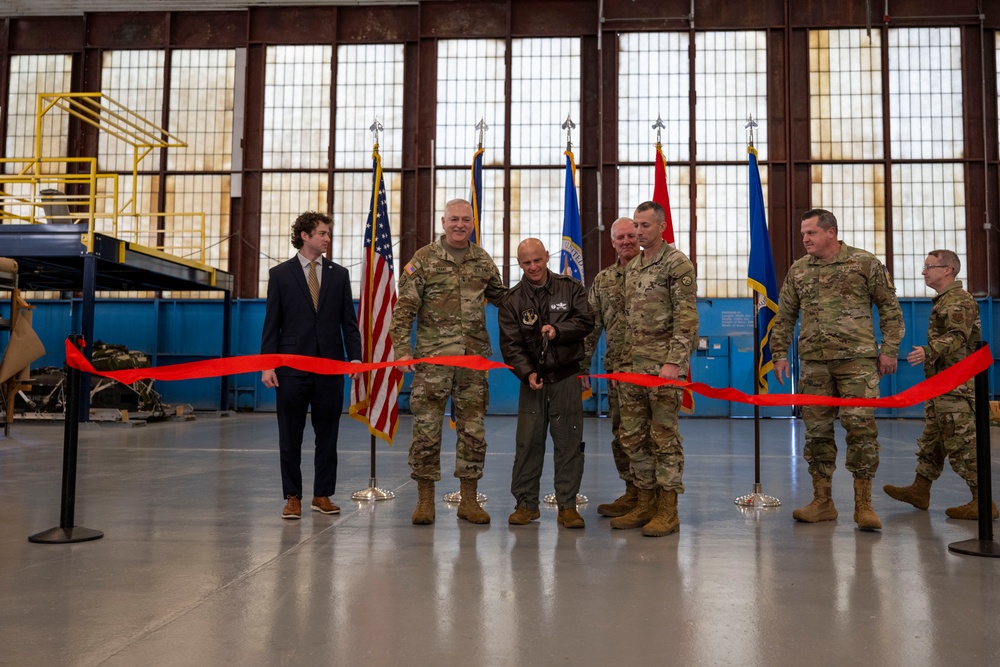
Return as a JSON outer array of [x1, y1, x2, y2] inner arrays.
[[736, 114, 779, 510], [543, 115, 587, 508], [351, 120, 395, 502], [443, 118, 491, 505]]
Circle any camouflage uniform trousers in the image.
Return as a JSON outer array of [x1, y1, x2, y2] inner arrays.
[[914, 395, 977, 487], [799, 358, 880, 480], [607, 380, 632, 481], [618, 381, 684, 492], [408, 363, 489, 482]]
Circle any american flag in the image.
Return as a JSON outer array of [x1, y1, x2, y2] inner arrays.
[[349, 147, 402, 443]]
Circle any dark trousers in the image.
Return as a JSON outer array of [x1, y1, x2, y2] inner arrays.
[[511, 374, 585, 511], [276, 373, 345, 499]]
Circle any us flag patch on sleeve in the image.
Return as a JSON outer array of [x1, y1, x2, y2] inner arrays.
[[405, 262, 416, 275]]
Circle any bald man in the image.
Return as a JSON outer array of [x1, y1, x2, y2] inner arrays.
[[499, 238, 594, 529]]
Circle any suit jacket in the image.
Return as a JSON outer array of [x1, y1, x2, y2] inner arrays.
[[260, 255, 363, 377]]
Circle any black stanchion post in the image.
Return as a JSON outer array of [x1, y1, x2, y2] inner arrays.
[[948, 341, 998, 557], [28, 335, 104, 544]]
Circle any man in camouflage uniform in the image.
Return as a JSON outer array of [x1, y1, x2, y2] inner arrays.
[[772, 208, 904, 531], [581, 217, 640, 517], [883, 249, 998, 520], [390, 199, 507, 525], [611, 201, 699, 537]]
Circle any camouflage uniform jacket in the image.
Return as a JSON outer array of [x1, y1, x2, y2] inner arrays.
[[922, 280, 981, 400], [390, 237, 507, 358], [623, 242, 699, 375], [771, 242, 903, 362], [582, 261, 628, 373]]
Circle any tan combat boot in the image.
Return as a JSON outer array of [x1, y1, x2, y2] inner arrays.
[[457, 478, 490, 524], [792, 475, 838, 523], [945, 487, 1000, 520], [610, 487, 657, 530], [411, 479, 435, 525], [597, 481, 638, 517], [642, 489, 679, 537], [883, 474, 932, 510], [853, 478, 882, 531]]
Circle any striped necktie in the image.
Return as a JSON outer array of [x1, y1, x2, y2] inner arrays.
[[308, 260, 320, 311]]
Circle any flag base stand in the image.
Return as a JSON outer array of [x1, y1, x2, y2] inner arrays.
[[28, 526, 104, 544], [735, 483, 780, 508], [948, 539, 1000, 558], [443, 490, 487, 503], [544, 493, 588, 505], [351, 478, 395, 502]]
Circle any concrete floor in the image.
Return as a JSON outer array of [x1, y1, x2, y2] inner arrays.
[[1, 413, 999, 666]]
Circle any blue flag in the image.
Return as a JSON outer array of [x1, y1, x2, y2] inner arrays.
[[561, 150, 584, 284], [469, 147, 484, 245], [747, 146, 778, 394]]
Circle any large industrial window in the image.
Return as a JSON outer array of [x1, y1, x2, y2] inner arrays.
[[508, 37, 581, 282], [618, 31, 767, 299], [889, 27, 965, 298], [809, 30, 887, 263], [258, 45, 332, 296], [333, 43, 404, 298], [695, 31, 767, 299], [617, 32, 691, 260], [434, 38, 506, 268], [164, 49, 236, 297]]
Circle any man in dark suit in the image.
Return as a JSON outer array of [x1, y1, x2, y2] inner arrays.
[[261, 211, 363, 520]]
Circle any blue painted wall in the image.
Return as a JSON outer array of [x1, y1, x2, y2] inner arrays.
[[6, 297, 996, 416]]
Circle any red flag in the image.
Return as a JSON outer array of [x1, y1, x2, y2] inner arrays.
[[653, 143, 675, 245], [350, 146, 403, 443]]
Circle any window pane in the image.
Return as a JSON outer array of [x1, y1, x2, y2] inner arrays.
[[617, 164, 692, 260], [509, 168, 569, 283], [263, 45, 332, 170], [891, 163, 966, 297], [888, 28, 963, 160], [696, 165, 760, 298], [100, 50, 166, 174], [810, 163, 886, 261], [332, 169, 402, 297], [695, 31, 768, 161], [436, 39, 506, 167], [168, 50, 236, 172], [258, 173, 329, 297], [335, 43, 405, 170], [617, 32, 690, 163], [5, 55, 72, 172], [809, 29, 884, 160], [510, 38, 581, 166]]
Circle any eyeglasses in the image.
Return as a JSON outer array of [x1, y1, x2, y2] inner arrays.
[[922, 264, 949, 271]]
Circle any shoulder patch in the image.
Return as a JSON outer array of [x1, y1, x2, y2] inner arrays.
[[681, 275, 693, 287], [404, 262, 417, 275]]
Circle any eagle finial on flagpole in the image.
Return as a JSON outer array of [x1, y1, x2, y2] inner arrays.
[[652, 115, 666, 146], [562, 114, 576, 152], [475, 118, 489, 150], [369, 118, 383, 149], [745, 113, 758, 148]]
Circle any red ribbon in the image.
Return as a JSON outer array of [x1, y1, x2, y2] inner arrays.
[[592, 345, 993, 408], [63, 339, 510, 383], [64, 338, 992, 409]]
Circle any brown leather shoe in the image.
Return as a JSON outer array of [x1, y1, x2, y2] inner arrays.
[[282, 495, 302, 520], [557, 507, 585, 529], [310, 496, 341, 515], [508, 506, 541, 525]]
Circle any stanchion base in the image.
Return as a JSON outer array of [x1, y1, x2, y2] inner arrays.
[[948, 539, 1000, 558], [543, 493, 588, 505], [443, 491, 487, 503], [351, 487, 395, 501], [28, 526, 104, 544], [735, 483, 781, 508]]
